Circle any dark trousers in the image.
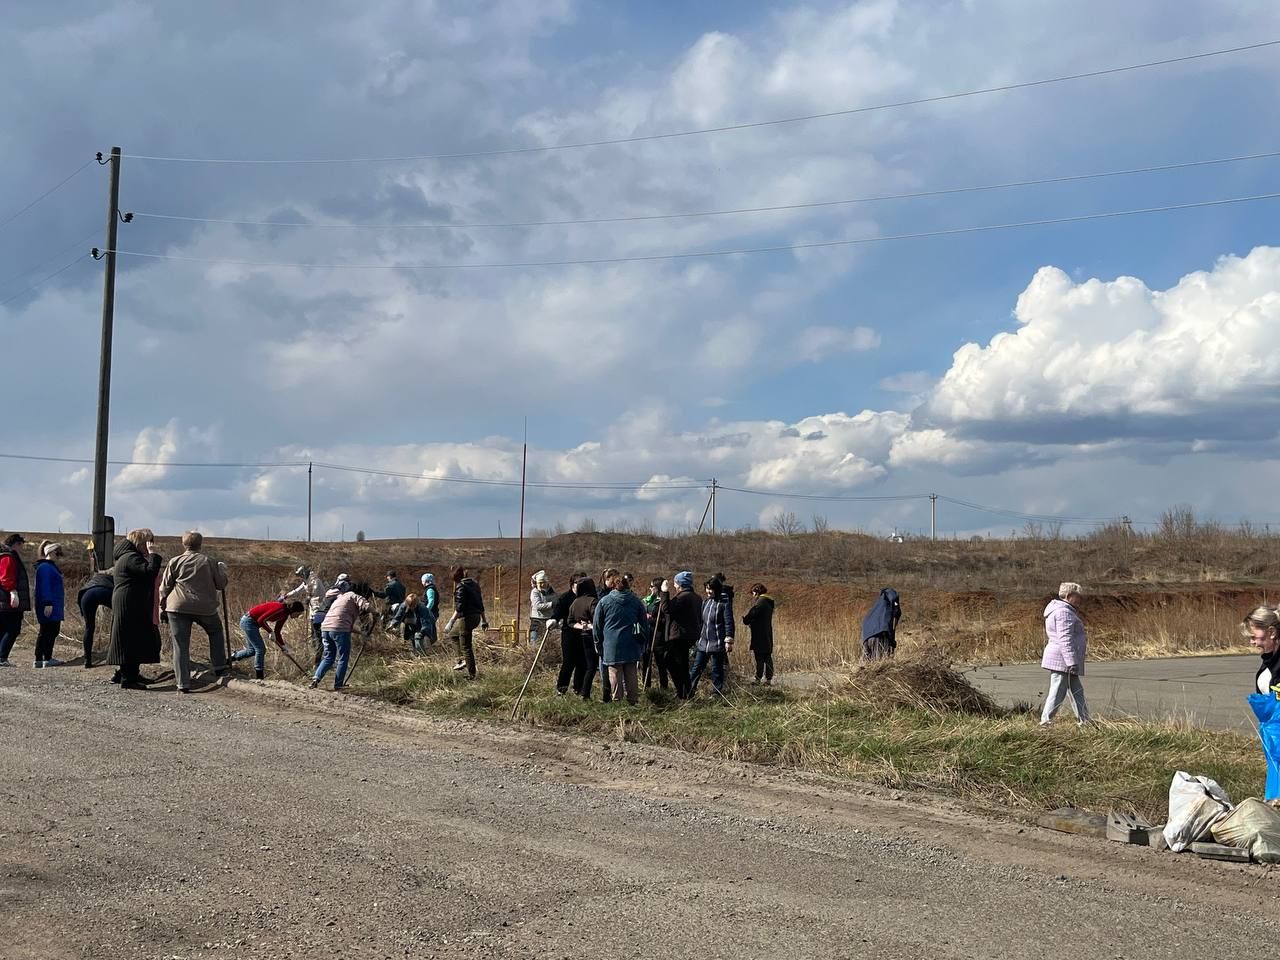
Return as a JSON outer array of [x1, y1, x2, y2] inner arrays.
[[0, 610, 23, 661], [35, 620, 59, 661], [753, 645, 774, 681], [666, 641, 692, 699], [452, 614, 481, 677], [310, 620, 324, 668], [556, 630, 587, 694], [642, 644, 670, 688], [689, 649, 728, 695], [80, 586, 111, 659]]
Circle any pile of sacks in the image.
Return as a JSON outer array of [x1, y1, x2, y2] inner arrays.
[[1163, 771, 1280, 863]]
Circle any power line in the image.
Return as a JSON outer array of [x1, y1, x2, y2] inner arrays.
[[935, 495, 1115, 526], [718, 484, 929, 503], [127, 149, 1280, 231], [0, 158, 96, 228], [0, 230, 99, 298], [121, 40, 1280, 165], [108, 190, 1280, 271], [0, 252, 91, 309]]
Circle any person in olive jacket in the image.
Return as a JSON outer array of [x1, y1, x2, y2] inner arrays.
[[107, 529, 163, 689], [743, 582, 775, 684]]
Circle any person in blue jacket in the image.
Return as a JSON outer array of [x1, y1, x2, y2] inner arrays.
[[592, 569, 647, 705], [33, 541, 66, 668]]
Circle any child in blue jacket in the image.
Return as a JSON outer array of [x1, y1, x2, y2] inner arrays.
[[33, 541, 66, 668]]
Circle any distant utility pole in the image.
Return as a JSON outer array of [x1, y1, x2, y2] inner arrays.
[[307, 461, 313, 543], [711, 478, 718, 534], [1121, 515, 1133, 536], [930, 493, 938, 542], [89, 147, 131, 560]]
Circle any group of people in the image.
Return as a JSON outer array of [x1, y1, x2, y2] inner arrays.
[[529, 569, 777, 704]]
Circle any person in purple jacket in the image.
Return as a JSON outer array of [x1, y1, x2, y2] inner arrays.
[[1040, 581, 1090, 726]]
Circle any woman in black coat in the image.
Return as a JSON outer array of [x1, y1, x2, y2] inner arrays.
[[107, 529, 163, 688], [743, 582, 775, 684]]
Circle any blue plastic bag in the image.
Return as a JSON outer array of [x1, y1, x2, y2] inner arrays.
[[1248, 693, 1280, 801]]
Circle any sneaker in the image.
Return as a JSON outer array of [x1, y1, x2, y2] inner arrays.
[[0, 659, 12, 667], [176, 688, 190, 695], [451, 660, 467, 672], [308, 679, 319, 690], [33, 660, 45, 668], [254, 669, 264, 680], [44, 658, 65, 668]]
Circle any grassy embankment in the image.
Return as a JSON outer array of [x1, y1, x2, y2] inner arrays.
[[349, 654, 1266, 821]]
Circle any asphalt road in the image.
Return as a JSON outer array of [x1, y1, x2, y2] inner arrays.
[[2, 662, 1278, 959], [964, 654, 1261, 732]]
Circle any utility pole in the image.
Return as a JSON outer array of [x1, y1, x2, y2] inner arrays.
[[515, 418, 528, 648], [90, 147, 127, 561], [930, 493, 938, 542], [307, 461, 313, 543], [711, 478, 718, 535], [1121, 515, 1133, 536]]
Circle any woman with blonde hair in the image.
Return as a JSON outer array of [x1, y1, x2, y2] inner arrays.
[[1040, 581, 1089, 726], [1242, 605, 1280, 695], [107, 528, 163, 689]]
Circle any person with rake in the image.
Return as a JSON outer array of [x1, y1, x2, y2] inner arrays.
[[311, 580, 370, 691], [231, 598, 306, 680]]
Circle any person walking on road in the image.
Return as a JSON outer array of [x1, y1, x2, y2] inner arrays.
[[661, 571, 701, 700], [312, 582, 370, 691], [159, 531, 229, 693], [444, 566, 488, 679], [1040, 582, 1090, 726], [0, 532, 31, 667], [77, 567, 112, 667], [233, 598, 305, 680], [592, 569, 647, 706], [743, 582, 775, 685], [529, 571, 556, 647], [689, 576, 734, 697], [33, 541, 67, 668], [107, 529, 163, 689], [1242, 605, 1280, 694]]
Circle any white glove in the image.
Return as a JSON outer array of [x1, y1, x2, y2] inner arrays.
[[42, 605, 53, 618], [8, 591, 17, 608], [661, 580, 670, 594]]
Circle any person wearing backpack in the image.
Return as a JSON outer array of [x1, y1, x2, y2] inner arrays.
[[444, 566, 488, 679], [33, 541, 67, 668]]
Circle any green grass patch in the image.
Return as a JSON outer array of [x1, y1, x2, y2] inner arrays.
[[355, 659, 1266, 820]]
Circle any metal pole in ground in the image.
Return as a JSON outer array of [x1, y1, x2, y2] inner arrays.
[[221, 589, 232, 673], [511, 629, 550, 719]]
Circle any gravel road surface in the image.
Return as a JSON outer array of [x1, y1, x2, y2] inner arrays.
[[1, 663, 1275, 959]]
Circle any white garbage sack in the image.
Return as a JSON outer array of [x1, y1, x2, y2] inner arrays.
[[1211, 797, 1280, 864], [1162, 771, 1233, 853]]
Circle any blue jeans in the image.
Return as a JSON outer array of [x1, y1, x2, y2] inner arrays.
[[314, 630, 351, 688], [233, 614, 267, 672], [689, 649, 727, 695]]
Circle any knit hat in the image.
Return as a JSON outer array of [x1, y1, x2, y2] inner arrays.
[[336, 573, 350, 583], [42, 541, 63, 559], [295, 565, 310, 577], [533, 569, 548, 584], [674, 571, 693, 589], [421, 573, 435, 587]]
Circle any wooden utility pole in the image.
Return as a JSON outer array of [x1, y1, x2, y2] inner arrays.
[[711, 477, 718, 534], [930, 493, 938, 541], [307, 461, 313, 543], [90, 148, 124, 561]]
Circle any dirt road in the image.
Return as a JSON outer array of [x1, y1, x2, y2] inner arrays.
[[1, 666, 1275, 959]]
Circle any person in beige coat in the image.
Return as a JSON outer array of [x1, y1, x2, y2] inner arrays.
[[159, 530, 229, 693]]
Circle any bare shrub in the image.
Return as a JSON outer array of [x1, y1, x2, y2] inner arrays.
[[770, 511, 804, 537], [811, 514, 831, 535]]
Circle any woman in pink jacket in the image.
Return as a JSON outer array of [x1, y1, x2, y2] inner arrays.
[[311, 582, 370, 692], [1040, 581, 1090, 726]]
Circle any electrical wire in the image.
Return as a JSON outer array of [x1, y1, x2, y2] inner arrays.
[[935, 495, 1115, 526], [121, 40, 1280, 165], [108, 190, 1280, 271], [717, 485, 929, 502], [127, 149, 1280, 231], [0, 158, 96, 228], [0, 252, 91, 309], [0, 230, 100, 298]]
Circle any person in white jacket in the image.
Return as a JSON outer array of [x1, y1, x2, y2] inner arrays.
[[281, 565, 327, 667], [528, 570, 557, 647]]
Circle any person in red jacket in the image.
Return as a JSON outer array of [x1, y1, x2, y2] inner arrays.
[[231, 599, 304, 679], [0, 532, 32, 666]]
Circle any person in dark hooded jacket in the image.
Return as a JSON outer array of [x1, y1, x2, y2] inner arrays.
[[861, 587, 901, 660], [743, 582, 775, 684], [78, 567, 113, 667], [107, 529, 163, 688]]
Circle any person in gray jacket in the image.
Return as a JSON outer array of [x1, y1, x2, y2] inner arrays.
[[159, 530, 229, 693]]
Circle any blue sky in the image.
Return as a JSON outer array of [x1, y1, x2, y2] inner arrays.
[[3, 0, 1280, 540]]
